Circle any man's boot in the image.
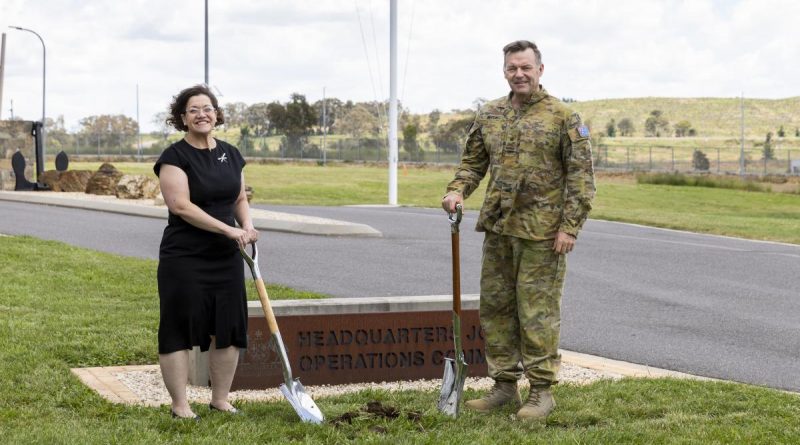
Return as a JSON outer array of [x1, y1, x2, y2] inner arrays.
[[464, 380, 522, 413], [516, 386, 555, 421]]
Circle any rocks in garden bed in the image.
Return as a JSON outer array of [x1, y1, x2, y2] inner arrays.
[[116, 174, 160, 199], [40, 169, 93, 192], [86, 163, 123, 195]]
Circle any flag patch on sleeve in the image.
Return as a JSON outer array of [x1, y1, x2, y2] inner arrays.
[[578, 125, 590, 138]]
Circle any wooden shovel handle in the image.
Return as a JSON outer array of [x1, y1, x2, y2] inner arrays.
[[452, 231, 461, 315], [255, 278, 280, 335]]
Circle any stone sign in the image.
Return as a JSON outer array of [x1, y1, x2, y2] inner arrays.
[[224, 297, 488, 390]]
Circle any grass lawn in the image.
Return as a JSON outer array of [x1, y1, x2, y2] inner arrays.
[[72, 161, 800, 245], [1, 235, 798, 444]]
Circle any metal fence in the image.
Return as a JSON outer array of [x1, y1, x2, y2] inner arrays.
[[40, 133, 800, 176]]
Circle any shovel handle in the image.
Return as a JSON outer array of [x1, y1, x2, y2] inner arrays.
[[451, 229, 461, 316], [255, 278, 280, 335]]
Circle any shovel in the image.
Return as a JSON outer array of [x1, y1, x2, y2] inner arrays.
[[240, 242, 324, 424], [437, 204, 468, 417]]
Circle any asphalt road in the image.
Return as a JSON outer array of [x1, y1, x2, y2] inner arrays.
[[2, 201, 799, 392]]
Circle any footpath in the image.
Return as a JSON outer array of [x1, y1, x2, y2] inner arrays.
[[0, 190, 382, 237]]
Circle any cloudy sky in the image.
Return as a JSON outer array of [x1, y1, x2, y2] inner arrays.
[[1, 0, 799, 132]]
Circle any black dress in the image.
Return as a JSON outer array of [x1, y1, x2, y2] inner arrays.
[[154, 138, 248, 354]]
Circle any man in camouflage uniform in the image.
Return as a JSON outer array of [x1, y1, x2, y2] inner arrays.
[[442, 40, 595, 421]]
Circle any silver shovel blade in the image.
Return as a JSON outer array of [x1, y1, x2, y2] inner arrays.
[[437, 355, 467, 417], [280, 379, 324, 424]]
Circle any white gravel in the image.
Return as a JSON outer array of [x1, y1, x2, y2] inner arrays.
[[115, 363, 622, 406]]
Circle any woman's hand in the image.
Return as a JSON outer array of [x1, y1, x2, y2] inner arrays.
[[226, 226, 249, 250], [244, 226, 259, 244]]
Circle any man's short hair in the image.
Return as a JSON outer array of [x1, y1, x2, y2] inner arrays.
[[503, 40, 542, 65]]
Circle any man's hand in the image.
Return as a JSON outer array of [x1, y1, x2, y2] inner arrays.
[[552, 231, 576, 255], [441, 192, 463, 213]]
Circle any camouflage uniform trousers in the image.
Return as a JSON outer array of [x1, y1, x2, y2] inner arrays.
[[480, 231, 566, 386]]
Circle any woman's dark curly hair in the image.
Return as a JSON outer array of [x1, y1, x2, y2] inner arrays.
[[166, 84, 225, 132]]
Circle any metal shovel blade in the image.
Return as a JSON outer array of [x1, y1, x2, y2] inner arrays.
[[437, 312, 468, 416], [437, 354, 467, 416], [280, 380, 324, 424]]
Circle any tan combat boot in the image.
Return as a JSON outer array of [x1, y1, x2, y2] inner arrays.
[[516, 387, 555, 421], [464, 380, 522, 413]]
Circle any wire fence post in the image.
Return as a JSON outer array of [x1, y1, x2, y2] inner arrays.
[[671, 147, 675, 171], [717, 148, 720, 174], [626, 147, 630, 171]]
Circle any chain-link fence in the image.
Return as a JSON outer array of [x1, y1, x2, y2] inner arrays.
[[35, 132, 800, 176], [593, 145, 799, 175]]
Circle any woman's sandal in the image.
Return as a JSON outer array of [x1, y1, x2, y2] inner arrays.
[[209, 403, 241, 415], [171, 409, 201, 421]]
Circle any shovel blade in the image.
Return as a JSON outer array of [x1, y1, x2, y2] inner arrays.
[[279, 380, 324, 424], [437, 356, 467, 417]]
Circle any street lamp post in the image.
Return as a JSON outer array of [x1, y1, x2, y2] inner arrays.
[[10, 26, 46, 180]]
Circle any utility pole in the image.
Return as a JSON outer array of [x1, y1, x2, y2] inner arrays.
[[388, 0, 398, 205], [9, 26, 46, 181], [204, 0, 209, 85], [136, 84, 142, 161], [739, 92, 745, 177], [0, 33, 6, 119], [322, 86, 327, 166]]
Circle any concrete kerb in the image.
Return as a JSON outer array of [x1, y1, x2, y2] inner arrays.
[[0, 191, 382, 237]]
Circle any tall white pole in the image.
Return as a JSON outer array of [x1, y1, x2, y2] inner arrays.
[[0, 33, 6, 119], [204, 0, 209, 85], [388, 0, 398, 205]]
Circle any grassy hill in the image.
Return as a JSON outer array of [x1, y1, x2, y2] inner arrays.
[[569, 97, 800, 139]]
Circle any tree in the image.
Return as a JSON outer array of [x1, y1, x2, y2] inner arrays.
[[266, 101, 287, 135], [245, 103, 270, 137], [312, 97, 343, 133], [222, 102, 248, 128], [427, 109, 441, 133], [617, 118, 634, 136], [238, 125, 252, 152], [674, 120, 693, 137], [282, 93, 316, 150], [692, 150, 710, 171], [80, 114, 138, 148], [605, 119, 616, 137], [644, 110, 669, 137], [796, 127, 799, 137], [402, 116, 420, 157], [763, 132, 774, 160], [431, 115, 474, 153], [151, 111, 173, 141], [45, 115, 70, 150], [337, 104, 376, 137], [777, 125, 785, 138]]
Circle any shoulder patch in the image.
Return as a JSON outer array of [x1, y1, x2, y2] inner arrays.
[[578, 125, 590, 138]]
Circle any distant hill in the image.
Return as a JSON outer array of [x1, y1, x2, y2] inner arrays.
[[568, 97, 800, 138]]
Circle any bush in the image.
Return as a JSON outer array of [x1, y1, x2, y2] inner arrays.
[[692, 150, 710, 171], [636, 172, 771, 192]]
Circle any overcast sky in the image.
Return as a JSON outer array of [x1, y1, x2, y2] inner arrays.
[[2, 0, 799, 132]]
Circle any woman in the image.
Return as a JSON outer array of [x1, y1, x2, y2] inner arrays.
[[154, 84, 257, 419]]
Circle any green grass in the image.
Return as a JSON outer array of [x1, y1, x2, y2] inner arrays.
[[591, 182, 800, 244], [1, 235, 799, 443]]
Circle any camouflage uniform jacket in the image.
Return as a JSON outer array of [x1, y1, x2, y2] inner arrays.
[[446, 87, 595, 239]]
